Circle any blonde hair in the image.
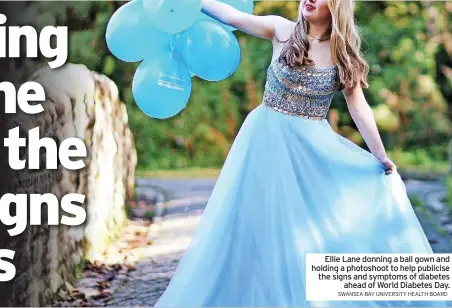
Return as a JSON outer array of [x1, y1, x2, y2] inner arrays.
[[279, 0, 369, 92]]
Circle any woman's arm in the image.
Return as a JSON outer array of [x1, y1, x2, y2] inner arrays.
[[343, 86, 396, 174], [201, 0, 286, 41]]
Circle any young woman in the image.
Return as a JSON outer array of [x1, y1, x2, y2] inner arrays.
[[154, 0, 447, 306]]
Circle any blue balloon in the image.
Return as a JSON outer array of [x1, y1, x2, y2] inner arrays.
[[197, 0, 254, 31], [170, 34, 196, 77], [196, 12, 228, 30], [132, 49, 192, 119], [144, 0, 202, 35], [223, 0, 254, 15], [106, 0, 171, 62], [170, 33, 184, 54], [178, 20, 241, 81]]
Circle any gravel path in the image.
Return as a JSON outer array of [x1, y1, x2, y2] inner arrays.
[[106, 178, 452, 306]]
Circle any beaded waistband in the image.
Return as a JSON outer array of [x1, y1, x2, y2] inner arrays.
[[264, 104, 326, 120], [263, 91, 328, 120]]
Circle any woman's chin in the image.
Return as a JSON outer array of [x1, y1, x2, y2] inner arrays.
[[301, 9, 316, 20]]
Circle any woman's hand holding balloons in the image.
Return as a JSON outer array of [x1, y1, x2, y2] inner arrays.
[[105, 0, 254, 119]]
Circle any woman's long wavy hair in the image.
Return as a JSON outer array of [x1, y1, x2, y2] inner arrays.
[[279, 0, 369, 92]]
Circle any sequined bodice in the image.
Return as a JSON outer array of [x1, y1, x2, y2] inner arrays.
[[263, 58, 340, 120]]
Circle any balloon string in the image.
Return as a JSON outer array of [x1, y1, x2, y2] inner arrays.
[[182, 110, 189, 171]]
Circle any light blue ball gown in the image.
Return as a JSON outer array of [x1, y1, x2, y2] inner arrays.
[[154, 57, 450, 307]]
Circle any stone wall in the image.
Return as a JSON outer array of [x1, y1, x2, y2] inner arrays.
[[0, 64, 136, 306]]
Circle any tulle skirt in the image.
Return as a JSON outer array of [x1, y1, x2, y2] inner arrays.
[[154, 104, 449, 307]]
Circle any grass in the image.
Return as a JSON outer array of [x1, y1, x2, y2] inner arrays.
[[136, 164, 449, 180], [408, 195, 424, 208], [135, 156, 449, 182], [445, 174, 452, 209], [394, 161, 449, 175], [386, 150, 449, 174], [125, 203, 134, 218], [420, 206, 448, 237], [409, 194, 448, 237], [136, 167, 221, 179], [144, 210, 156, 221]]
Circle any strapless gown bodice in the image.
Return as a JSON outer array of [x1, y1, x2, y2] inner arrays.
[[263, 57, 340, 120]]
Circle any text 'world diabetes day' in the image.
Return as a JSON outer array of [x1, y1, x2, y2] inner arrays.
[[0, 13, 87, 282], [307, 254, 452, 301]]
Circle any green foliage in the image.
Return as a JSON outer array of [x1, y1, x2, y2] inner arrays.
[[125, 202, 133, 219], [408, 195, 424, 208], [20, 1, 452, 171], [144, 210, 156, 221], [446, 175, 452, 209]]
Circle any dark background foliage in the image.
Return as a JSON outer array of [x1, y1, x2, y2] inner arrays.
[[17, 1, 452, 172]]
